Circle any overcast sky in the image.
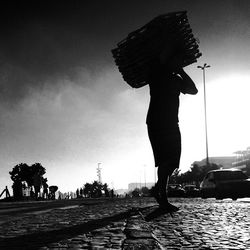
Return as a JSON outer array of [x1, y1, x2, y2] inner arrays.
[[1, 0, 250, 193]]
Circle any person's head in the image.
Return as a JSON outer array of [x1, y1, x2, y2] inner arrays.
[[168, 53, 184, 72]]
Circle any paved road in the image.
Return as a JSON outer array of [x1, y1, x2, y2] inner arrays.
[[0, 197, 250, 249], [0, 198, 109, 222]]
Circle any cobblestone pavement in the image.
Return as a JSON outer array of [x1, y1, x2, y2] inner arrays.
[[0, 197, 250, 249]]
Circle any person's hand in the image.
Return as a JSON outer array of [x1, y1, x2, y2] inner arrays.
[[174, 67, 184, 74]]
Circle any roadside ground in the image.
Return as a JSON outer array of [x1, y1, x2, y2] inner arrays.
[[0, 197, 250, 249]]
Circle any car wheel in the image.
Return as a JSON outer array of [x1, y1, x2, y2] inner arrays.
[[215, 196, 223, 200], [215, 188, 223, 200], [215, 194, 222, 199]]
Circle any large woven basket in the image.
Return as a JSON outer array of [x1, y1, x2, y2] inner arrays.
[[112, 11, 202, 88]]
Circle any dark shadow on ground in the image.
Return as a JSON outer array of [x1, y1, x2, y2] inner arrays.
[[0, 206, 153, 250]]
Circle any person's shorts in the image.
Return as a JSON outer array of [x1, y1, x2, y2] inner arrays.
[[147, 126, 181, 170]]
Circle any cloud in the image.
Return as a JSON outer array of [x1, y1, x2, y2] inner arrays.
[[0, 1, 118, 107], [0, 62, 151, 191], [0, 62, 146, 159]]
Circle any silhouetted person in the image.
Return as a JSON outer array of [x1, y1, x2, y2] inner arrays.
[[33, 172, 42, 200], [147, 47, 198, 211], [76, 188, 80, 198], [43, 182, 48, 199], [111, 189, 114, 198], [12, 180, 23, 200]]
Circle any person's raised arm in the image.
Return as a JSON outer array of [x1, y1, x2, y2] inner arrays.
[[177, 68, 198, 95]]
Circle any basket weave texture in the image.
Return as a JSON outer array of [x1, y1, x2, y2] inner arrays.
[[112, 11, 202, 88]]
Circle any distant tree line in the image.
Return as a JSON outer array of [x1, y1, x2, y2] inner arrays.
[[76, 181, 114, 198], [128, 186, 150, 197]]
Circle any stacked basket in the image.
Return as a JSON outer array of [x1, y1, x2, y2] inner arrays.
[[111, 11, 202, 88]]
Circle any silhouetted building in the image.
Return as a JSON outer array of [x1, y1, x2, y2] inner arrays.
[[128, 182, 155, 191], [194, 156, 236, 169], [232, 148, 250, 175], [115, 189, 128, 195]]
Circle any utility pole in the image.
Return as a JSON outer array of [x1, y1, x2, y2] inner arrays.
[[97, 163, 102, 183], [197, 63, 211, 166]]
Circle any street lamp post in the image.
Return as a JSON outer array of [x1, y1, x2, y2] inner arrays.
[[197, 63, 210, 166]]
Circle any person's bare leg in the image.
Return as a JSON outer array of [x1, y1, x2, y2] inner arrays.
[[151, 166, 167, 203], [157, 165, 179, 210], [157, 165, 171, 198]]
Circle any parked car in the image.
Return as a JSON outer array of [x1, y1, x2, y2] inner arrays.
[[168, 184, 185, 197], [184, 185, 200, 197], [200, 169, 250, 200]]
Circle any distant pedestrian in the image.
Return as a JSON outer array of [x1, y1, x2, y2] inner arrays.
[[76, 188, 80, 198], [147, 45, 198, 211], [80, 188, 83, 197], [43, 182, 48, 199], [33, 172, 42, 200]]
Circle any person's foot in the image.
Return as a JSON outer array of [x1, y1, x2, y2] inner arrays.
[[151, 184, 179, 211], [159, 199, 179, 212]]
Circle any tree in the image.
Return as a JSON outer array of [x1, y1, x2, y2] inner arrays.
[[82, 181, 109, 198], [103, 183, 110, 197], [169, 169, 181, 184], [83, 183, 92, 198], [171, 163, 221, 186], [9, 163, 47, 199], [131, 188, 140, 197], [9, 163, 30, 199], [141, 187, 150, 196], [91, 181, 103, 198], [9, 163, 29, 183]]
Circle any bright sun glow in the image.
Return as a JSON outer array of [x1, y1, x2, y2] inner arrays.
[[206, 74, 250, 154], [91, 74, 250, 189], [179, 73, 250, 171], [96, 74, 250, 188]]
